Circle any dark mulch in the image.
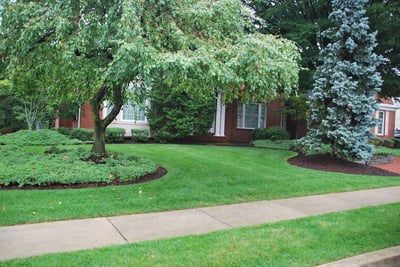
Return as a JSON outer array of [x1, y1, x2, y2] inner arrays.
[[1, 167, 167, 190], [288, 154, 399, 176]]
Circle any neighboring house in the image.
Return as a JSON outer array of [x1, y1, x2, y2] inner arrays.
[[55, 93, 287, 143], [372, 97, 400, 139]]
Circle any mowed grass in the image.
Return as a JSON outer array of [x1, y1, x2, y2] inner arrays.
[[1, 203, 399, 266], [1, 144, 400, 226]]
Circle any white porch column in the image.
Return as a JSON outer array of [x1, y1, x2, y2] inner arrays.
[[214, 92, 226, 137]]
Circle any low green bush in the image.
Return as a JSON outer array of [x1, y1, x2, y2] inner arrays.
[[392, 138, 400, 148], [369, 138, 384, 146], [383, 139, 395, 148], [0, 129, 83, 146], [106, 128, 125, 143], [252, 128, 269, 140], [70, 128, 94, 141], [0, 146, 158, 187], [252, 139, 295, 150], [131, 129, 150, 142], [266, 126, 290, 140], [56, 127, 71, 136], [252, 127, 289, 141]]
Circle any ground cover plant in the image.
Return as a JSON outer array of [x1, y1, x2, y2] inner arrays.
[[0, 130, 84, 146], [1, 203, 399, 266], [1, 144, 399, 226], [252, 139, 295, 150], [0, 145, 157, 187]]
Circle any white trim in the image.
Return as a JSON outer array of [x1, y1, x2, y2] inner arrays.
[[214, 92, 226, 136], [376, 111, 385, 136], [378, 103, 399, 112]]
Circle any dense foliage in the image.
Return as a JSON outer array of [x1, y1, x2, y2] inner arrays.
[[248, 0, 399, 98], [0, 79, 25, 134], [105, 127, 125, 143], [147, 83, 215, 142], [0, 145, 157, 187], [0, 130, 83, 146], [70, 128, 94, 142], [1, 0, 301, 156], [252, 126, 289, 141], [301, 0, 386, 160]]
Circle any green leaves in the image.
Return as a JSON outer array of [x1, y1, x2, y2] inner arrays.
[[0, 145, 157, 187], [1, 0, 301, 154]]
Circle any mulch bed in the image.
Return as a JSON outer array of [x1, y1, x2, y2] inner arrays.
[[1, 167, 167, 190], [288, 154, 399, 176]]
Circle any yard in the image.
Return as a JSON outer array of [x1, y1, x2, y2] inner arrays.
[[1, 144, 400, 226], [1, 141, 400, 266]]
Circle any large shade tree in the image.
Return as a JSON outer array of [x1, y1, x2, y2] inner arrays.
[[301, 0, 386, 160], [1, 0, 301, 156]]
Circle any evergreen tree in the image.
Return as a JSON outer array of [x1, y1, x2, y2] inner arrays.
[[301, 0, 386, 160]]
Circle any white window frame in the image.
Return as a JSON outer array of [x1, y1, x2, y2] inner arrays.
[[377, 111, 385, 136], [237, 102, 266, 129]]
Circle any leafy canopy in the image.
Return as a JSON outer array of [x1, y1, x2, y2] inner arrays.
[[1, 0, 301, 154], [248, 0, 400, 98]]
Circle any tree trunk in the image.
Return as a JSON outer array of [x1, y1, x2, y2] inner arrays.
[[90, 84, 124, 156], [92, 122, 107, 156], [329, 137, 335, 157]]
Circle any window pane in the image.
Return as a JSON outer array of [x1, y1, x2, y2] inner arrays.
[[237, 115, 243, 128], [259, 105, 266, 128], [122, 102, 146, 121], [237, 102, 266, 129], [122, 105, 134, 120], [377, 111, 385, 135], [237, 103, 244, 128], [244, 104, 258, 128]]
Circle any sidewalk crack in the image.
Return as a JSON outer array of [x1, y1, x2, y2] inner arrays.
[[106, 218, 128, 242], [196, 209, 235, 228]]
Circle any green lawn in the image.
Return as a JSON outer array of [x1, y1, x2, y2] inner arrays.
[[1, 203, 399, 266], [1, 144, 399, 226]]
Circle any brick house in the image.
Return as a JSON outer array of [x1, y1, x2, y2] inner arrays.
[[55, 93, 288, 143], [372, 97, 400, 139]]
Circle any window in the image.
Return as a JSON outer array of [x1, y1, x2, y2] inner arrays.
[[122, 102, 146, 122], [377, 111, 385, 135], [237, 102, 266, 129]]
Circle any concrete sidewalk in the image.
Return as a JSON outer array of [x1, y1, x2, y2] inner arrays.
[[1, 186, 400, 261]]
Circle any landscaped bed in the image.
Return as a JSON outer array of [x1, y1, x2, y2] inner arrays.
[[0, 145, 159, 189]]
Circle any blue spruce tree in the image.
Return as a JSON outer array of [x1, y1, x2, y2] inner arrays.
[[301, 0, 386, 160]]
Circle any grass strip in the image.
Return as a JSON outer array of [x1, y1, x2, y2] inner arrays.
[[1, 203, 399, 266]]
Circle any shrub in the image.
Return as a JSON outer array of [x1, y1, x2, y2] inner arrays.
[[106, 128, 125, 143], [369, 138, 384, 146], [392, 138, 400, 149], [265, 126, 289, 141], [147, 83, 215, 142], [70, 128, 94, 141], [57, 127, 71, 136], [252, 128, 269, 140], [131, 129, 150, 142], [0, 146, 158, 187], [383, 139, 395, 148], [0, 129, 83, 146]]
